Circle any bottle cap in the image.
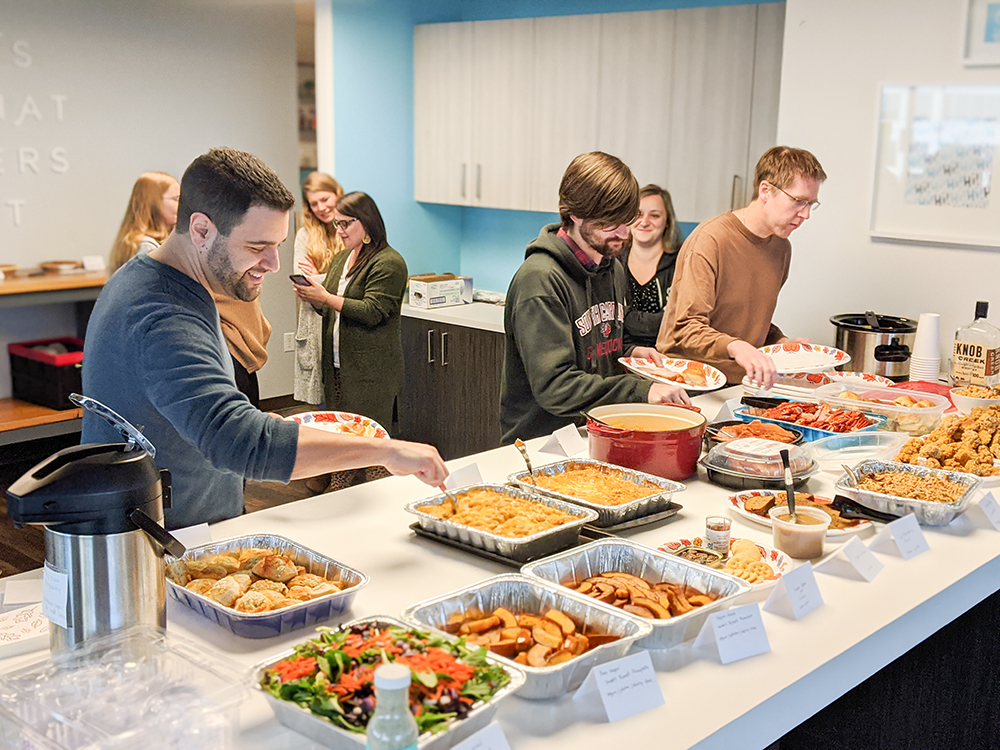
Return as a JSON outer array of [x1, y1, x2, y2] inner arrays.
[[976, 301, 989, 319], [374, 662, 412, 690]]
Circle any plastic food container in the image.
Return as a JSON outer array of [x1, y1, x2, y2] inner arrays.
[[732, 404, 888, 442], [166, 533, 368, 638], [808, 431, 909, 473], [768, 506, 831, 559], [0, 626, 244, 750], [703, 419, 804, 452], [700, 438, 817, 490], [834, 459, 982, 526], [814, 383, 949, 435], [520, 538, 750, 650], [405, 484, 598, 562], [401, 574, 652, 700], [507, 458, 684, 527], [252, 616, 524, 750]]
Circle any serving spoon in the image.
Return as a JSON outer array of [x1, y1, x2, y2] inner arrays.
[[514, 438, 537, 486], [841, 463, 861, 488]]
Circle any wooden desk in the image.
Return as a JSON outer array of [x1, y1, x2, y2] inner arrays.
[[0, 398, 82, 446], [0, 269, 107, 308]]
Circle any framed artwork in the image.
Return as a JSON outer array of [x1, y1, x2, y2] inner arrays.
[[871, 85, 1000, 248], [962, 0, 1000, 66]]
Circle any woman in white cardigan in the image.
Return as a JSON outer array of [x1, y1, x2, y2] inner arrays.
[[292, 171, 343, 404]]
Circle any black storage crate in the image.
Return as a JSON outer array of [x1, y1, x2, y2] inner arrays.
[[8, 337, 84, 410]]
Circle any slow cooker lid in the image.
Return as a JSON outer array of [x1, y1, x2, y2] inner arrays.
[[830, 313, 917, 333]]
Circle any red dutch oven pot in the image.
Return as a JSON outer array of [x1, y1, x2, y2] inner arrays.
[[586, 403, 706, 481]]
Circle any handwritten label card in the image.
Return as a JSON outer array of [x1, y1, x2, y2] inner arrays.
[[814, 536, 884, 582], [539, 423, 588, 457], [0, 603, 49, 658], [693, 603, 770, 664], [573, 651, 664, 722], [42, 563, 68, 630], [977, 492, 1000, 531], [763, 562, 824, 619], [868, 514, 929, 560], [444, 462, 483, 489], [452, 721, 511, 750]]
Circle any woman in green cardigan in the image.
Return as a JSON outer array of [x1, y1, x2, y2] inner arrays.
[[293, 191, 407, 435]]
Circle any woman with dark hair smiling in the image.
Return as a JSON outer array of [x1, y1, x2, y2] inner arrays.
[[293, 191, 407, 488]]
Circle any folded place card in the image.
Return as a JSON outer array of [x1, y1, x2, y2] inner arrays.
[[867, 514, 929, 560], [712, 396, 743, 424], [976, 491, 1000, 531], [693, 602, 770, 664], [169, 522, 213, 550], [763, 561, 824, 619], [0, 604, 49, 658], [573, 650, 664, 722], [539, 423, 588, 457], [451, 721, 511, 750], [813, 535, 884, 582], [3, 578, 44, 607], [444, 462, 483, 489]]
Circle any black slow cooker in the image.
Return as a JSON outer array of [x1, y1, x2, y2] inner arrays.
[[830, 312, 917, 381]]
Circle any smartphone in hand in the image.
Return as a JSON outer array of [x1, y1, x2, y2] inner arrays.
[[289, 274, 310, 286]]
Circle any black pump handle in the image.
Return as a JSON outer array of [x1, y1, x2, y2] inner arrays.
[[129, 508, 186, 558]]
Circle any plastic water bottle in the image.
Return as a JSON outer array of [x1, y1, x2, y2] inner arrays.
[[365, 663, 419, 750]]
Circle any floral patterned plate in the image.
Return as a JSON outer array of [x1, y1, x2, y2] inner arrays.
[[727, 489, 871, 538], [658, 536, 790, 588], [284, 411, 389, 439], [757, 343, 851, 374], [619, 356, 726, 391]]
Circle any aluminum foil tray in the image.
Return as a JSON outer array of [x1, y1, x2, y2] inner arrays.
[[166, 533, 368, 638], [400, 574, 653, 700], [834, 459, 982, 526], [507, 458, 686, 527], [521, 538, 751, 650], [405, 483, 599, 563], [252, 616, 524, 750]]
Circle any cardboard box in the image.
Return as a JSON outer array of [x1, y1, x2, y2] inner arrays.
[[408, 273, 473, 309], [8, 337, 84, 410]]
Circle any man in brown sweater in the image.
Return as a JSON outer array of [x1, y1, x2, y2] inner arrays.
[[657, 147, 826, 388]]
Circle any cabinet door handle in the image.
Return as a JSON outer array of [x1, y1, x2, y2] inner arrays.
[[426, 329, 435, 364], [476, 164, 482, 200], [460, 163, 467, 198], [730, 174, 742, 210], [441, 331, 449, 366]]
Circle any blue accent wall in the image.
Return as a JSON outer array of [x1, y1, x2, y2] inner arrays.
[[331, 0, 779, 292]]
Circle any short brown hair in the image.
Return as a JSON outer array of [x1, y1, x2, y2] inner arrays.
[[177, 147, 295, 236], [753, 146, 827, 196], [559, 152, 639, 228]]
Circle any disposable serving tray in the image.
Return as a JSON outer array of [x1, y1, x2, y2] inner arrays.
[[166, 533, 368, 638], [401, 573, 652, 700], [732, 404, 887, 442], [507, 458, 685, 527], [404, 483, 598, 562], [521, 538, 750, 650], [834, 459, 981, 526], [252, 616, 525, 750]]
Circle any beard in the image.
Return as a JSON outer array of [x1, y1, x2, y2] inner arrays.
[[206, 234, 260, 302], [580, 220, 631, 259]]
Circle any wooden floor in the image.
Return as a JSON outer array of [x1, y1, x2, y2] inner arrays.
[[0, 405, 315, 579]]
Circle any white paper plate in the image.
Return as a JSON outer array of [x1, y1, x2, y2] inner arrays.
[[757, 343, 851, 374], [727, 489, 872, 538], [619, 356, 726, 391]]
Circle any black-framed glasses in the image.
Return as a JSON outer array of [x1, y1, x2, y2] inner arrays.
[[334, 217, 358, 230], [768, 182, 820, 211]]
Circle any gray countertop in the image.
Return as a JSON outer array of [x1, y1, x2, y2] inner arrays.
[[401, 301, 505, 334]]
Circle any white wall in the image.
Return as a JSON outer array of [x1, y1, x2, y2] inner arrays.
[[774, 0, 1000, 364], [0, 0, 299, 399]]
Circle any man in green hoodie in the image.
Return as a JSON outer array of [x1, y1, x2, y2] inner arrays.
[[500, 152, 691, 443]]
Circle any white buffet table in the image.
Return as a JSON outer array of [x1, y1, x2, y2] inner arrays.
[[2, 387, 999, 749]]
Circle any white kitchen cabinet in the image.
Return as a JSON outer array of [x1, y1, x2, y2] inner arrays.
[[528, 14, 602, 213], [667, 4, 758, 222], [595, 10, 676, 190]]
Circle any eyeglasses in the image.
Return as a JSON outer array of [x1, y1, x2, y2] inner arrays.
[[333, 218, 358, 230], [768, 182, 820, 212]]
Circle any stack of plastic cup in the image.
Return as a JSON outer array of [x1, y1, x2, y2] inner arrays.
[[909, 312, 941, 381]]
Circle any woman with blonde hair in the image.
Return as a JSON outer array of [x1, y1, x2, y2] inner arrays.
[[109, 171, 180, 273], [293, 171, 344, 404]]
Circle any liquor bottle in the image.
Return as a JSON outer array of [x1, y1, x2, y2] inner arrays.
[[951, 301, 1000, 388], [366, 663, 419, 750]]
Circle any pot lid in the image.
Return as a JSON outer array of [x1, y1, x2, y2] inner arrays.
[[829, 313, 917, 333]]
